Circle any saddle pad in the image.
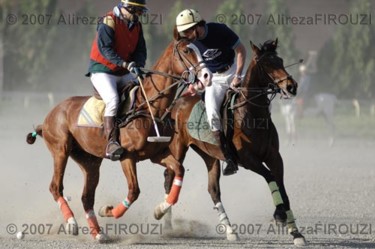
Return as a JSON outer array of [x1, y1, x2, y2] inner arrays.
[[78, 97, 105, 127], [187, 101, 219, 145], [77, 86, 139, 127]]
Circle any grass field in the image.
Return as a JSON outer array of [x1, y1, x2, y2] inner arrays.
[[272, 99, 375, 140]]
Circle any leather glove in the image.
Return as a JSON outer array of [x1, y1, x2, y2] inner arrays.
[[122, 61, 136, 73]]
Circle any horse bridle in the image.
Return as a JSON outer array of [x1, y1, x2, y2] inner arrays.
[[173, 39, 208, 85], [255, 52, 294, 91], [130, 39, 209, 120], [231, 52, 294, 109]]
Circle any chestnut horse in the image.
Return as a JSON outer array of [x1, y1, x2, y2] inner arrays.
[[26, 38, 212, 241], [155, 39, 307, 246]]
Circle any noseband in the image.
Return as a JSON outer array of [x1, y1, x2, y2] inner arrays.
[[255, 52, 294, 91], [173, 39, 207, 84]]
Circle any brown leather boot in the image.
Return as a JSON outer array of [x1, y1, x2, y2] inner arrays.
[[212, 130, 238, 176], [103, 116, 124, 161]]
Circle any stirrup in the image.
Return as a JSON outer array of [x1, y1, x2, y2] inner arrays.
[[106, 141, 124, 161]]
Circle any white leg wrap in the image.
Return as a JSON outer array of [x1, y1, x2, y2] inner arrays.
[[215, 202, 230, 225], [66, 217, 78, 236], [85, 210, 96, 219], [154, 200, 172, 220], [159, 201, 172, 214], [215, 202, 239, 241]]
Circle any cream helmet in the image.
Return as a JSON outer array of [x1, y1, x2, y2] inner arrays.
[[176, 9, 202, 33]]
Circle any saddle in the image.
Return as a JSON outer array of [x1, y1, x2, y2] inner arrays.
[[77, 82, 139, 127], [187, 89, 239, 158]]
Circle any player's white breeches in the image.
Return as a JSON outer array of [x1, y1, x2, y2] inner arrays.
[[91, 72, 136, 117], [205, 64, 236, 131]]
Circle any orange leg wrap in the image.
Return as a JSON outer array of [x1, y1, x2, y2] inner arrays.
[[57, 197, 74, 222], [111, 198, 131, 219], [166, 176, 183, 205], [86, 210, 100, 237]]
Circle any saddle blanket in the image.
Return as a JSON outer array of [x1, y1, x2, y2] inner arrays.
[[187, 100, 219, 146], [77, 86, 139, 127], [78, 97, 106, 127]]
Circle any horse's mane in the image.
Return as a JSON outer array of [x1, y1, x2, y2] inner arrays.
[[259, 40, 278, 54]]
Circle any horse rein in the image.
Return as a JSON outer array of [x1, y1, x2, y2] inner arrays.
[[133, 39, 207, 117], [231, 52, 293, 110]]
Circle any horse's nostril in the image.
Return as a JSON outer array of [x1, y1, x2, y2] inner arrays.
[[287, 84, 294, 93], [204, 73, 208, 79]]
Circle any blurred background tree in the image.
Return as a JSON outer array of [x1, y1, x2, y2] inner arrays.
[[214, 0, 250, 44], [317, 0, 375, 99], [0, 0, 9, 95], [4, 0, 58, 90], [1, 0, 95, 92], [143, 0, 185, 65], [1, 0, 374, 99], [264, 0, 300, 77]]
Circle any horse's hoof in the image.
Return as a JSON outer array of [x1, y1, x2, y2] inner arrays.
[[226, 232, 239, 241], [154, 205, 165, 220], [98, 206, 113, 217], [292, 231, 307, 246], [95, 233, 110, 243], [66, 217, 78, 235], [154, 203, 171, 220], [294, 236, 307, 246]]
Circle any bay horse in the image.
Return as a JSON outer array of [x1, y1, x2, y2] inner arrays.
[[154, 39, 307, 246], [26, 37, 212, 242]]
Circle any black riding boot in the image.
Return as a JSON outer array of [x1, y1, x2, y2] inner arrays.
[[104, 116, 124, 161], [213, 131, 238, 176]]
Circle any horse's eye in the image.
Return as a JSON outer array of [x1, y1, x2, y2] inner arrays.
[[183, 48, 190, 54]]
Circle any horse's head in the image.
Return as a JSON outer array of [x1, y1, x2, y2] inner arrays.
[[172, 36, 212, 93], [249, 39, 297, 98]]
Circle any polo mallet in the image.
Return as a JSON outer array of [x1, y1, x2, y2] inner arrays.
[[134, 68, 171, 143]]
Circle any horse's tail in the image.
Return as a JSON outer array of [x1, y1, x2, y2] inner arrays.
[[26, 124, 43, 144]]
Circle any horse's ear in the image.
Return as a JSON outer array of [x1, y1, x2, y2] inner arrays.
[[273, 38, 278, 49], [250, 40, 260, 55]]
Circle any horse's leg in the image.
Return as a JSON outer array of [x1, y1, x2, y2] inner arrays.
[[266, 152, 306, 246], [162, 168, 175, 230], [152, 151, 185, 220], [244, 159, 288, 225], [46, 134, 79, 236], [191, 146, 239, 241], [99, 156, 140, 219], [70, 148, 108, 242]]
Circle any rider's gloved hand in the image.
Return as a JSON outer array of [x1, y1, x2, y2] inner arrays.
[[122, 61, 136, 73]]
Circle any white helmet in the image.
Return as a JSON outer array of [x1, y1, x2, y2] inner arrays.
[[176, 9, 202, 32]]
